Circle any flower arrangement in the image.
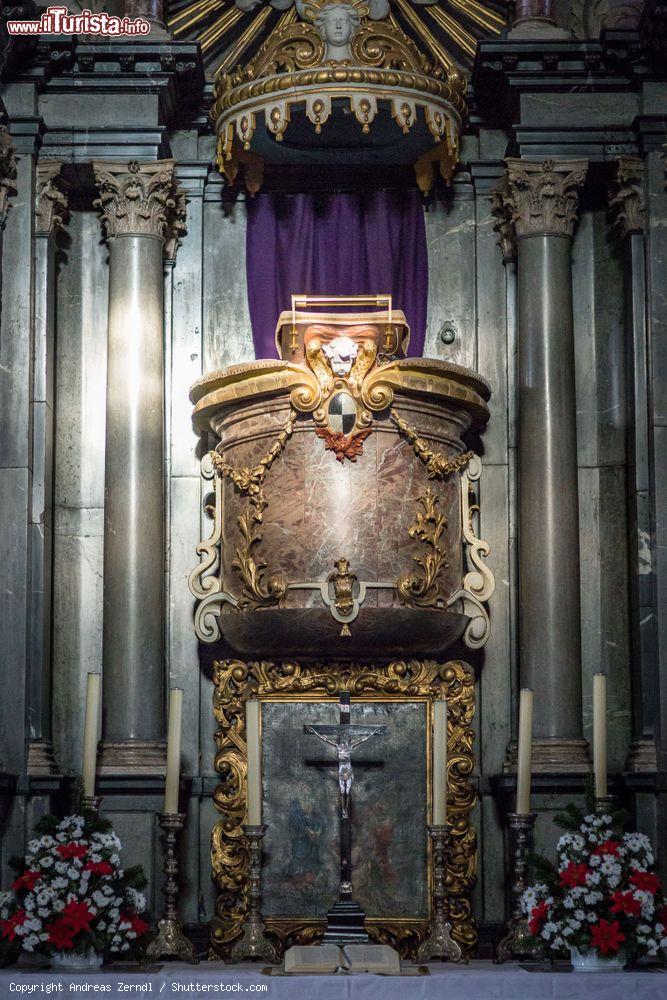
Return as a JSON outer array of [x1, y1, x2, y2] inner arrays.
[[0, 808, 150, 963], [522, 803, 667, 965]]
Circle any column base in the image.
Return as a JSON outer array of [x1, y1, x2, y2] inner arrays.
[[98, 740, 167, 775], [624, 738, 658, 772], [504, 738, 589, 773], [27, 740, 60, 776]]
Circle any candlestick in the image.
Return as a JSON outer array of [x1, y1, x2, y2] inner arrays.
[[495, 813, 544, 963], [516, 688, 533, 815], [246, 700, 262, 825], [593, 673, 607, 800], [415, 825, 463, 962], [82, 673, 101, 798], [164, 688, 183, 814], [230, 824, 278, 963], [146, 813, 198, 964], [432, 699, 447, 826]]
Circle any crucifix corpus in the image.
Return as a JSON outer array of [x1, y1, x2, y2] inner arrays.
[[304, 692, 385, 943]]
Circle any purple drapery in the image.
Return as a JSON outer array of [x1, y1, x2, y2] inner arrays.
[[245, 190, 428, 359]]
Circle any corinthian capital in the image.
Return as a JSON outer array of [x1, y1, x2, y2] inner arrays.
[[0, 126, 17, 231], [608, 157, 645, 239], [163, 185, 187, 262], [92, 159, 176, 240], [490, 176, 517, 263], [504, 158, 588, 239], [35, 161, 68, 236]]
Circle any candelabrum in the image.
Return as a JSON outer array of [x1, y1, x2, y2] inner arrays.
[[415, 825, 464, 963], [81, 796, 102, 812], [146, 813, 198, 964], [495, 812, 544, 963], [230, 824, 279, 963]]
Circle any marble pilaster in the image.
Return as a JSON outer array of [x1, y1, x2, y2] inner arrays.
[[608, 157, 657, 774], [501, 158, 589, 772], [27, 161, 68, 777], [92, 159, 178, 774]]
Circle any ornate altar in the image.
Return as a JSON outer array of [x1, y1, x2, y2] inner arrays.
[[189, 296, 493, 959]]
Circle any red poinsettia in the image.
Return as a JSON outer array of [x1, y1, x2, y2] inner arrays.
[[56, 842, 88, 861], [61, 900, 94, 935], [629, 871, 661, 894], [559, 862, 590, 888], [610, 890, 641, 917], [83, 860, 113, 876], [46, 918, 76, 951], [0, 909, 27, 942], [590, 919, 626, 955], [592, 840, 621, 857], [528, 900, 549, 936], [121, 912, 150, 937], [12, 870, 41, 893]]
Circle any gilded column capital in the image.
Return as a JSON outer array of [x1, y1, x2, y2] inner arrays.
[[490, 176, 517, 263], [504, 158, 588, 239], [163, 185, 187, 262], [0, 126, 17, 231], [35, 160, 68, 236], [92, 158, 176, 240], [608, 156, 645, 239]]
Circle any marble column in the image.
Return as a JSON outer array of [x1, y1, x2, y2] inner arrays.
[[92, 159, 177, 774], [124, 0, 169, 37], [608, 157, 657, 774], [509, 0, 569, 37], [28, 162, 68, 776], [502, 158, 589, 771]]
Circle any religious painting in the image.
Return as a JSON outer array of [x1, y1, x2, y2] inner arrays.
[[261, 698, 428, 920]]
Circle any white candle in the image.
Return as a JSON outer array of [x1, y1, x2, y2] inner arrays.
[[593, 673, 607, 799], [516, 688, 533, 815], [432, 699, 447, 825], [82, 673, 101, 798], [246, 700, 262, 825], [164, 688, 183, 814]]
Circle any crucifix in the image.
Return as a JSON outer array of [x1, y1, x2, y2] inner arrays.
[[304, 691, 385, 943]]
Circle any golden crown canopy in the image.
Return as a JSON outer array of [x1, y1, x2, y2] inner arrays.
[[209, 0, 487, 193]]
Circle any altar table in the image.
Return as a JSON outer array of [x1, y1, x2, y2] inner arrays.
[[1, 961, 665, 1000]]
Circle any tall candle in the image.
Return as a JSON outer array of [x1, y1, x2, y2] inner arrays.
[[164, 688, 183, 814], [246, 700, 262, 825], [432, 699, 447, 825], [82, 672, 101, 798], [516, 688, 533, 815], [593, 673, 607, 799]]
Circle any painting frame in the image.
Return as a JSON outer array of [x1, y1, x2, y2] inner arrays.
[[210, 659, 477, 959]]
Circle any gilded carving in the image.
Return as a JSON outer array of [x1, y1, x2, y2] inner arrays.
[[35, 161, 68, 236], [0, 127, 17, 230], [608, 156, 645, 239], [397, 487, 448, 609], [92, 158, 177, 240], [504, 158, 588, 239], [390, 409, 473, 479], [210, 659, 477, 959], [315, 425, 372, 462]]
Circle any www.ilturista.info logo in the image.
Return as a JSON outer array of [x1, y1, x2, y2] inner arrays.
[[6, 5, 151, 35]]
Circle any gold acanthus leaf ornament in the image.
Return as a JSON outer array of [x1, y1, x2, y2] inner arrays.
[[397, 487, 448, 608], [391, 409, 473, 479]]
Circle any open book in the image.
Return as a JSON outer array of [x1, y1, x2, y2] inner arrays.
[[284, 943, 401, 975]]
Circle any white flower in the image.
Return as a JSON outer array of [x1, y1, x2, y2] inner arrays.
[[40, 856, 53, 868], [67, 867, 80, 880], [54, 861, 68, 874], [634, 889, 655, 920], [589, 855, 601, 867], [24, 896, 35, 911], [22, 935, 39, 951], [563, 896, 576, 909], [586, 912, 597, 922], [638, 923, 652, 934], [127, 888, 146, 912], [52, 899, 65, 913], [562, 926, 574, 937], [37, 907, 49, 919], [574, 909, 585, 921]]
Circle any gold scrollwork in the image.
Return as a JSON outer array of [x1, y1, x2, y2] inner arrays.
[[210, 659, 477, 960], [397, 487, 448, 609], [390, 409, 473, 479]]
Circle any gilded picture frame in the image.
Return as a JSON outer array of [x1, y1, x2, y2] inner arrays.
[[210, 659, 477, 960]]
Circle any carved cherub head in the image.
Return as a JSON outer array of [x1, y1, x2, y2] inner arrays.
[[322, 335, 358, 376]]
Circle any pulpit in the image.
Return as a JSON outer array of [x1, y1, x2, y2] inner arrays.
[[189, 297, 494, 958]]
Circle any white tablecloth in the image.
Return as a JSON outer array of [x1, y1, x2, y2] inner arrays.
[[2, 960, 665, 1000]]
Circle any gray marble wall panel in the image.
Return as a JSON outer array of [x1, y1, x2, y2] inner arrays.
[[52, 209, 108, 775], [202, 185, 254, 371], [0, 469, 30, 773], [423, 184, 477, 369]]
